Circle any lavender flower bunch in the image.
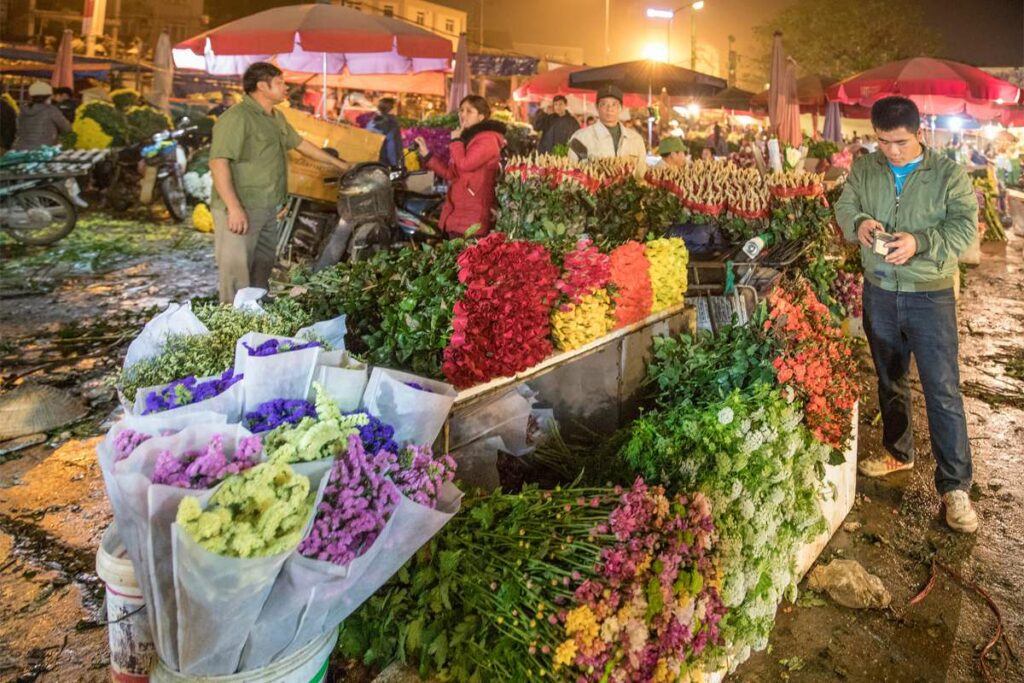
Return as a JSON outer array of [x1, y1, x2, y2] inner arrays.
[[244, 399, 318, 434], [242, 339, 321, 357], [152, 433, 262, 490], [298, 433, 400, 566], [142, 368, 243, 415], [113, 429, 152, 462], [393, 444, 457, 509], [345, 411, 399, 457]]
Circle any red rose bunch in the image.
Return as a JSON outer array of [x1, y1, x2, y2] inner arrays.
[[557, 238, 611, 304], [608, 241, 653, 329], [764, 279, 858, 449], [442, 233, 560, 388]]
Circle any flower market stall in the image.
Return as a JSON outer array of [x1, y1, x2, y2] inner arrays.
[[100, 147, 861, 680]]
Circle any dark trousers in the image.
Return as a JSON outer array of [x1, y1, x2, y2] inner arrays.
[[862, 281, 972, 494]]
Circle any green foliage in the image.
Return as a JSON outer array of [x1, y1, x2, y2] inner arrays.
[[753, 0, 941, 79], [77, 101, 128, 146], [125, 106, 171, 144], [494, 173, 595, 241], [592, 174, 650, 248], [110, 88, 141, 111], [805, 137, 840, 161], [419, 111, 460, 130], [801, 253, 846, 322]]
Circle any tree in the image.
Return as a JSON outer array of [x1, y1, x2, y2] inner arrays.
[[753, 0, 943, 81]]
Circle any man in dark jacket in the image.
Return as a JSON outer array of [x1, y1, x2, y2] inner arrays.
[[12, 81, 71, 150], [533, 95, 579, 154], [366, 97, 404, 170], [52, 87, 77, 122]]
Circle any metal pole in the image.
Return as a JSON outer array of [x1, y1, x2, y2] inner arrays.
[[667, 16, 672, 65], [605, 0, 610, 60], [479, 0, 484, 48], [690, 12, 697, 70], [321, 52, 327, 119]]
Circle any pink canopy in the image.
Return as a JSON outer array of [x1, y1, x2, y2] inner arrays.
[[828, 58, 1020, 115], [172, 4, 451, 76]]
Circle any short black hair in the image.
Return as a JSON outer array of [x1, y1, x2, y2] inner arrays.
[[871, 96, 920, 133], [553, 95, 568, 104], [53, 87, 73, 97], [378, 97, 396, 114], [242, 62, 283, 95], [459, 95, 490, 118]]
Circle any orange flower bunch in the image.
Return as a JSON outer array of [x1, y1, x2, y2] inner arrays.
[[764, 279, 858, 449], [608, 241, 653, 328]]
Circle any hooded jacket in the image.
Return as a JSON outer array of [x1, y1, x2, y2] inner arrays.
[[425, 119, 506, 236], [12, 102, 71, 150]]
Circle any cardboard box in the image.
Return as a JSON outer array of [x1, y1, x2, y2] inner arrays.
[[279, 106, 384, 203]]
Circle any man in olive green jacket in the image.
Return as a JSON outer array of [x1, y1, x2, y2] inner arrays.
[[835, 96, 978, 533], [209, 62, 349, 304]]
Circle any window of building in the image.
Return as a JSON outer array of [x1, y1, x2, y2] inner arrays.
[[445, 18, 454, 33], [415, 11, 425, 25], [382, 5, 393, 17]]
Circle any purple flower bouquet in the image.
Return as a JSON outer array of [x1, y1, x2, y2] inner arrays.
[[244, 399, 318, 434], [242, 339, 321, 357], [152, 433, 262, 490], [234, 333, 325, 414], [138, 368, 243, 416]]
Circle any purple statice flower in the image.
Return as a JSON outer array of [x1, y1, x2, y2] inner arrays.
[[113, 429, 152, 462], [142, 368, 243, 415], [242, 339, 321, 357], [404, 382, 434, 394], [151, 434, 262, 489], [244, 399, 317, 434], [344, 411, 398, 457], [392, 444, 457, 509], [299, 433, 400, 566]]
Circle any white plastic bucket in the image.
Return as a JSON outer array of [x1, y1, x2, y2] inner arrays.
[[97, 523, 156, 682], [150, 629, 337, 683]]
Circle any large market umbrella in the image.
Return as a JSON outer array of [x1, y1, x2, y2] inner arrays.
[[568, 60, 726, 98], [172, 4, 451, 76], [778, 60, 802, 147], [150, 31, 173, 114], [822, 101, 843, 143], [767, 32, 787, 127], [753, 73, 836, 112], [514, 65, 649, 108], [50, 29, 74, 90], [827, 57, 1020, 118], [447, 33, 469, 114], [700, 86, 755, 112]]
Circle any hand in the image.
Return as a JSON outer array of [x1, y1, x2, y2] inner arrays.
[[884, 232, 918, 265], [414, 137, 429, 156], [333, 157, 351, 173], [227, 206, 248, 235], [451, 127, 463, 141], [857, 218, 883, 248]]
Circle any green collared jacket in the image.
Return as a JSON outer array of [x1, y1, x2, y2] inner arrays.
[[835, 147, 978, 292], [209, 95, 303, 211]]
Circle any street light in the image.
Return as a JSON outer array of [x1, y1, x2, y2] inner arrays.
[[646, 1, 704, 69]]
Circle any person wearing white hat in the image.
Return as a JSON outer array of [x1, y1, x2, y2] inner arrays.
[[12, 81, 71, 151]]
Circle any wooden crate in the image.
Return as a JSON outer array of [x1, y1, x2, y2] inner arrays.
[[279, 106, 384, 203]]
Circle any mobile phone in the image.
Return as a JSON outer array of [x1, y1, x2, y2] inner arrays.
[[873, 231, 896, 256]]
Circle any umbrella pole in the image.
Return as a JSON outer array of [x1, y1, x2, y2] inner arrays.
[[648, 82, 653, 150], [321, 52, 328, 120]]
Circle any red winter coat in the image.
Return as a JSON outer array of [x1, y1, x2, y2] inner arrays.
[[425, 119, 506, 236]]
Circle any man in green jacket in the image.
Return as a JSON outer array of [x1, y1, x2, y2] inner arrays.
[[835, 96, 978, 533], [209, 62, 349, 303]]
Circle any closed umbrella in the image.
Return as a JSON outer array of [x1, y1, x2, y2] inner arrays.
[[447, 33, 469, 114], [778, 59, 802, 147], [767, 31, 787, 128], [151, 31, 173, 114], [822, 100, 843, 143], [51, 29, 74, 91]]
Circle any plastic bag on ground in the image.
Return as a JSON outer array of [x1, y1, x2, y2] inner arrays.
[[448, 387, 533, 454], [124, 302, 209, 370], [450, 435, 505, 491], [112, 423, 260, 672], [239, 481, 462, 669], [233, 332, 321, 414], [361, 368, 457, 446], [170, 462, 331, 675], [313, 350, 367, 412], [130, 372, 245, 422], [232, 287, 268, 314], [296, 314, 347, 350]]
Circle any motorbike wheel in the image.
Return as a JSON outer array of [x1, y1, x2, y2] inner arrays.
[[2, 188, 77, 246], [159, 175, 188, 223]]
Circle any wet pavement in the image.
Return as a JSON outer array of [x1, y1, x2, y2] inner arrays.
[[1, 216, 1022, 682]]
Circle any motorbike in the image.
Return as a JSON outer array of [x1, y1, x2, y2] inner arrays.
[[99, 119, 204, 222]]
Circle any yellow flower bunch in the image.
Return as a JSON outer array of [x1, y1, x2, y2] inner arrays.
[[645, 237, 689, 313], [72, 116, 113, 149], [564, 605, 600, 645], [551, 289, 614, 351], [192, 203, 214, 233], [552, 639, 577, 669], [1, 92, 18, 116]]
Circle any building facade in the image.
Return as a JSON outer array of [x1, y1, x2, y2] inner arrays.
[[336, 0, 467, 50]]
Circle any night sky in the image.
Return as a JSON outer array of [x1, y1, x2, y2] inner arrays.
[[921, 0, 1023, 66]]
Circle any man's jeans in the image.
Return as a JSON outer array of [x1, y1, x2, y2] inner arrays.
[[862, 281, 972, 494]]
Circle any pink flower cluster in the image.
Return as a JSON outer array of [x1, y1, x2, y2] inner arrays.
[[393, 444, 457, 508], [151, 434, 262, 489], [114, 429, 152, 462], [831, 269, 864, 319], [556, 239, 611, 304]]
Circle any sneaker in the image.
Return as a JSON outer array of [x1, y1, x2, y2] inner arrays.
[[858, 454, 914, 478], [942, 490, 979, 533]]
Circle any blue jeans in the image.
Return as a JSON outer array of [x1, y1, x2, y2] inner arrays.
[[862, 282, 972, 494]]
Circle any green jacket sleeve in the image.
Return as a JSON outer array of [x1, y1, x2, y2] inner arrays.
[[913, 167, 978, 263], [834, 160, 874, 243]]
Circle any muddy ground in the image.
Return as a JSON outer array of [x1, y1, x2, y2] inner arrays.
[[1, 215, 1022, 683]]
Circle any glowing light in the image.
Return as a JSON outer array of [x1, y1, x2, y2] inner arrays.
[[692, 1, 705, 9], [983, 124, 999, 140], [646, 8, 673, 19], [947, 117, 962, 132], [687, 102, 701, 117], [735, 115, 754, 125], [996, 98, 1005, 105], [643, 42, 669, 62]]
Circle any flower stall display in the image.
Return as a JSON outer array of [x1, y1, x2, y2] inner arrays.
[[645, 237, 690, 313], [361, 368, 458, 446], [243, 398, 317, 434], [608, 241, 654, 328], [234, 332, 323, 412], [341, 479, 724, 682], [152, 433, 262, 489], [551, 289, 615, 351], [133, 368, 244, 420], [263, 384, 369, 464]]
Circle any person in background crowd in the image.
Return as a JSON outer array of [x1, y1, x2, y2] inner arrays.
[[209, 62, 350, 304], [208, 93, 232, 117], [835, 96, 979, 534], [701, 147, 715, 162], [12, 81, 71, 150], [854, 146, 870, 160], [533, 95, 580, 154], [0, 91, 17, 151], [706, 124, 729, 157], [585, 116, 597, 127], [415, 94, 506, 237], [567, 85, 647, 173], [367, 97, 404, 169], [657, 136, 690, 168], [52, 87, 76, 122]]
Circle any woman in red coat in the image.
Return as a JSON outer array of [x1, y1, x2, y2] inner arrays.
[[415, 95, 506, 237]]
